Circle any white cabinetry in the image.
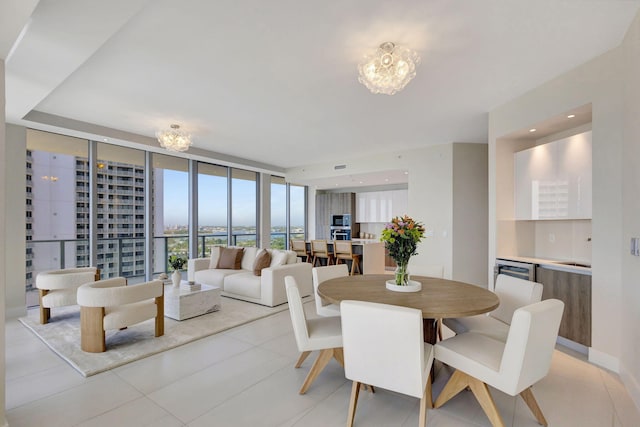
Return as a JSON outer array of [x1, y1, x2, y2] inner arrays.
[[356, 190, 408, 223], [515, 131, 592, 220]]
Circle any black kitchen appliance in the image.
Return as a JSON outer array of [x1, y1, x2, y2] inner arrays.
[[331, 214, 351, 227]]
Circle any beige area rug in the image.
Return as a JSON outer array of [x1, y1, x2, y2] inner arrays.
[[19, 296, 311, 377]]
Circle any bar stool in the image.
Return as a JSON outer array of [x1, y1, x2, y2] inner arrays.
[[290, 239, 311, 263], [311, 240, 334, 267], [333, 240, 361, 275]]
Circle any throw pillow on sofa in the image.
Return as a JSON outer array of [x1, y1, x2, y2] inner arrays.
[[209, 246, 222, 269], [269, 250, 288, 267], [217, 247, 244, 269], [252, 249, 271, 276]]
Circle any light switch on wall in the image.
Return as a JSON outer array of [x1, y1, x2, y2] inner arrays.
[[631, 237, 640, 256]]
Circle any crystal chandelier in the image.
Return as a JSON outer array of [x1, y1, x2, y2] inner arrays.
[[358, 42, 420, 95], [156, 124, 192, 152]]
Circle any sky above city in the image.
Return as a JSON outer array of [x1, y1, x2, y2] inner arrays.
[[162, 170, 304, 227]]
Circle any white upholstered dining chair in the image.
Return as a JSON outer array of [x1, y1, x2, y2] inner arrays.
[[77, 277, 164, 353], [442, 273, 543, 342], [434, 299, 564, 427], [312, 264, 348, 317], [285, 276, 344, 394], [341, 300, 435, 427]]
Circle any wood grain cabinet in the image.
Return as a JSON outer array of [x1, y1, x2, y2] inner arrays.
[[536, 266, 591, 346], [315, 192, 357, 239]]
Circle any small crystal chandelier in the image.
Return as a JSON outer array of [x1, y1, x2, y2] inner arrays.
[[358, 42, 420, 95], [156, 124, 192, 152]]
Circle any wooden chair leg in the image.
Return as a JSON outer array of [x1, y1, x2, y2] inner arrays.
[[419, 380, 431, 427], [520, 387, 548, 426], [299, 348, 334, 394], [425, 373, 433, 409], [437, 318, 443, 341], [347, 381, 361, 427], [351, 257, 361, 275], [80, 306, 106, 353], [468, 375, 505, 427], [434, 369, 469, 408], [39, 290, 50, 324], [155, 295, 164, 337], [295, 351, 311, 368], [332, 347, 344, 367], [436, 369, 505, 427]]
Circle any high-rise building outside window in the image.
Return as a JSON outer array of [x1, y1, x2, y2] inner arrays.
[[25, 130, 89, 306], [95, 143, 147, 280]]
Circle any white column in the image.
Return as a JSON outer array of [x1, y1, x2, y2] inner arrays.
[[259, 174, 271, 248], [4, 124, 27, 318], [1, 57, 8, 427]]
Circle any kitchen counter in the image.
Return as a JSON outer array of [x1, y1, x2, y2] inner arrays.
[[497, 256, 591, 275], [306, 240, 385, 274], [350, 239, 381, 244]]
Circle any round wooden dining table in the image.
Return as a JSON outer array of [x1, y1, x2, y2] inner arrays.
[[317, 274, 499, 344]]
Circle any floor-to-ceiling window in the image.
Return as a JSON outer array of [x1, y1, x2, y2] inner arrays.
[[25, 130, 307, 309], [26, 131, 89, 306], [231, 168, 258, 247], [96, 143, 146, 280], [152, 154, 189, 273], [289, 183, 306, 240], [198, 163, 228, 255], [271, 176, 286, 248]]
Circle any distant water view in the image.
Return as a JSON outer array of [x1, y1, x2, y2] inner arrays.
[[163, 225, 305, 258]]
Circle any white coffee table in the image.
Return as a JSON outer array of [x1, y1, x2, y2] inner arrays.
[[164, 281, 221, 321]]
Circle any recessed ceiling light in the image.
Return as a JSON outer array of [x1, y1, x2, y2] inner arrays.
[[529, 128, 537, 133], [567, 114, 575, 119], [359, 181, 363, 184], [385, 178, 389, 182], [404, 171, 408, 175]]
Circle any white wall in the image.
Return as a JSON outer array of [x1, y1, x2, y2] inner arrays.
[[489, 9, 640, 408], [5, 125, 27, 318], [406, 144, 454, 279], [1, 58, 8, 427], [620, 11, 640, 410], [288, 142, 489, 285], [452, 144, 488, 286]]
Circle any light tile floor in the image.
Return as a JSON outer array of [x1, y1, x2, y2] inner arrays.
[[5, 304, 640, 427]]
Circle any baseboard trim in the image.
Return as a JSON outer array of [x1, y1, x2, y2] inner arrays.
[[589, 347, 620, 373], [5, 306, 26, 319], [556, 336, 588, 355], [619, 365, 640, 414]]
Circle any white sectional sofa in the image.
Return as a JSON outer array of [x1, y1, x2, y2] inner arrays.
[[187, 246, 313, 307]]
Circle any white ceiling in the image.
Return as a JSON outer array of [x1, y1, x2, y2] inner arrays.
[[3, 0, 639, 177]]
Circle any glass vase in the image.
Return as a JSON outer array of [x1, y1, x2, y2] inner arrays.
[[394, 262, 410, 286]]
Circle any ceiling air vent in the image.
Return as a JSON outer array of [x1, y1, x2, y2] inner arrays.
[[334, 164, 346, 170]]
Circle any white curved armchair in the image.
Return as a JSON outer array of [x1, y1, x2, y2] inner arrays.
[[435, 299, 564, 427], [35, 267, 100, 324], [443, 274, 543, 342], [285, 276, 343, 394], [77, 278, 164, 353], [312, 265, 348, 317]]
